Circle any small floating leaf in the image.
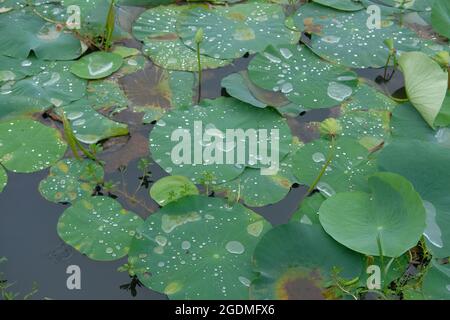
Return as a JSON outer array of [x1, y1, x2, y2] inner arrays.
[[71, 52, 123, 80], [319, 172, 426, 257], [57, 196, 143, 261], [150, 175, 199, 206], [0, 119, 67, 173], [128, 195, 271, 299]]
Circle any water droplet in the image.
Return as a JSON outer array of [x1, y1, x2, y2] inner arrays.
[[263, 52, 281, 64], [238, 276, 251, 287], [43, 72, 60, 86], [127, 59, 137, 66], [66, 111, 83, 120], [435, 128, 450, 148], [317, 182, 336, 197], [161, 212, 201, 233], [300, 215, 313, 225], [21, 60, 32, 67], [327, 81, 352, 102], [321, 35, 341, 44], [156, 119, 166, 127], [423, 201, 443, 248], [312, 152, 326, 163], [88, 61, 113, 77], [181, 240, 191, 250], [247, 221, 264, 237], [225, 241, 245, 255], [106, 247, 113, 254], [279, 48, 293, 59], [0, 70, 15, 82], [155, 235, 168, 246], [281, 82, 293, 94]]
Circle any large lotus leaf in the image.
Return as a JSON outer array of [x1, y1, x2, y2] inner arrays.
[[290, 192, 325, 225], [342, 83, 398, 112], [149, 175, 199, 206], [150, 97, 292, 184], [248, 44, 357, 109], [176, 3, 300, 60], [57, 99, 129, 144], [313, 0, 364, 11], [221, 73, 267, 108], [119, 65, 195, 123], [434, 91, 450, 127], [431, 0, 450, 39], [338, 109, 391, 150], [319, 172, 426, 257], [212, 139, 301, 207], [0, 165, 6, 193], [57, 196, 143, 261], [0, 9, 82, 60], [293, 3, 445, 68], [251, 223, 362, 300], [0, 55, 45, 83], [87, 79, 129, 111], [128, 195, 271, 299], [133, 5, 231, 71], [39, 158, 104, 204], [398, 51, 448, 127], [422, 259, 450, 299], [378, 139, 450, 258], [0, 119, 67, 173], [292, 137, 376, 196], [390, 102, 450, 148], [0, 61, 87, 120], [71, 52, 123, 80]]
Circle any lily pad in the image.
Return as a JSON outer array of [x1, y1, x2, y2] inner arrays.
[[0, 119, 67, 173], [293, 3, 445, 68], [57, 196, 143, 261], [149, 97, 292, 184], [0, 55, 44, 83], [342, 83, 398, 112], [292, 137, 376, 196], [149, 175, 199, 206], [0, 9, 82, 60], [128, 195, 271, 299], [71, 52, 123, 80], [422, 259, 450, 299], [39, 158, 104, 204], [319, 172, 426, 257], [0, 165, 6, 193], [87, 79, 129, 111], [221, 73, 267, 108], [57, 99, 129, 144], [251, 223, 362, 299], [290, 192, 325, 225], [0, 61, 87, 119], [431, 0, 450, 39], [398, 51, 448, 127], [177, 3, 300, 60], [378, 139, 450, 258], [248, 44, 357, 109], [133, 4, 231, 71]]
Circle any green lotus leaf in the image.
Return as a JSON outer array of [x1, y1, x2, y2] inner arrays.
[[221, 73, 267, 109], [251, 223, 362, 299], [57, 99, 129, 144], [248, 44, 357, 109], [87, 79, 129, 111], [149, 97, 292, 184], [0, 55, 45, 83], [398, 51, 448, 127], [128, 195, 271, 299], [0, 61, 87, 120], [0, 165, 6, 193], [112, 45, 140, 58], [290, 192, 325, 224], [71, 52, 123, 80], [119, 65, 195, 123], [212, 138, 301, 207], [422, 259, 450, 299], [150, 175, 199, 206], [374, 0, 434, 12], [39, 158, 104, 204], [313, 0, 364, 11], [342, 83, 398, 112], [432, 0, 450, 39], [434, 91, 450, 127], [319, 172, 426, 257], [378, 139, 450, 258], [57, 196, 144, 261], [292, 137, 376, 196], [0, 119, 67, 173], [0, 9, 82, 60], [293, 3, 446, 68], [133, 4, 231, 71], [177, 3, 300, 60]]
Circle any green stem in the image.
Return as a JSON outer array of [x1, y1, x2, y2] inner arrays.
[[383, 54, 392, 80], [376, 232, 385, 287], [307, 136, 336, 194], [61, 114, 81, 160], [196, 42, 202, 104]]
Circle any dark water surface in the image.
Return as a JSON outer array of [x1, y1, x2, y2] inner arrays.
[[0, 41, 404, 300]]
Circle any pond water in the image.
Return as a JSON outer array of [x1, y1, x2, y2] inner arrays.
[[0, 54, 404, 299]]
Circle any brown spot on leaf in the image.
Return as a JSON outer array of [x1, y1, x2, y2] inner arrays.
[[303, 17, 322, 35]]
